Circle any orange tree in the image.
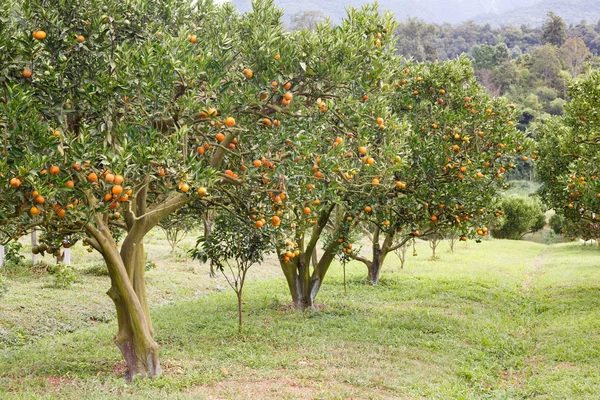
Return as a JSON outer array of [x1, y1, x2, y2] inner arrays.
[[536, 70, 600, 244], [336, 58, 531, 283], [199, 5, 407, 309]]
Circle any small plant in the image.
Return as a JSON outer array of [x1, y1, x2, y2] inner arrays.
[[145, 259, 157, 272], [0, 275, 8, 299], [48, 264, 78, 289], [83, 262, 110, 276], [192, 212, 270, 332]]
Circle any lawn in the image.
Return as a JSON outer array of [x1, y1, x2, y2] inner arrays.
[[1, 234, 599, 399]]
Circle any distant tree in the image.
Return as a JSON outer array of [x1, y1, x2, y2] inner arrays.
[[531, 44, 562, 85], [472, 44, 497, 69], [395, 18, 437, 62], [492, 196, 546, 240], [290, 10, 325, 31], [559, 37, 591, 76], [494, 43, 511, 64], [491, 61, 519, 94], [541, 12, 566, 46], [549, 213, 565, 235]]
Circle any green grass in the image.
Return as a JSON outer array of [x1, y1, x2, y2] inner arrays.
[[1, 236, 600, 399]]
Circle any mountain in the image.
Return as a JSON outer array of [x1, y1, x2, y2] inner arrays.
[[475, 0, 600, 27], [226, 0, 598, 26]]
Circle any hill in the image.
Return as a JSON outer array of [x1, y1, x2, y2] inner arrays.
[[227, 0, 598, 27], [476, 0, 600, 26]]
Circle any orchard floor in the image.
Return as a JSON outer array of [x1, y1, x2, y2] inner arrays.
[[1, 233, 600, 399]]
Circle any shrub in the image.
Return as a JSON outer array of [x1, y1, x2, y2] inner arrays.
[[549, 213, 565, 235], [48, 264, 78, 289], [493, 196, 547, 240]]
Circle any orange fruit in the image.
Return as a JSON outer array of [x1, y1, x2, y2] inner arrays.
[[371, 178, 380, 186], [376, 117, 383, 125], [65, 180, 75, 189], [104, 193, 113, 202], [359, 146, 367, 155], [189, 35, 197, 44], [215, 132, 226, 142], [180, 183, 190, 193], [303, 207, 311, 214], [76, 35, 85, 42], [88, 173, 98, 182], [242, 68, 253, 78], [114, 175, 124, 185], [253, 160, 262, 168], [225, 117, 235, 127], [34, 196, 45, 205], [49, 165, 60, 175], [284, 92, 293, 101], [255, 220, 264, 228], [198, 187, 208, 196], [271, 216, 281, 226], [105, 173, 115, 183], [364, 206, 372, 213], [283, 82, 292, 90], [33, 30, 47, 40], [30, 206, 40, 215], [9, 178, 21, 187], [112, 185, 123, 195], [23, 69, 32, 79]]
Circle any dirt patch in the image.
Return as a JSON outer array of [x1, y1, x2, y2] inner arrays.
[[111, 360, 127, 377], [522, 254, 546, 291]]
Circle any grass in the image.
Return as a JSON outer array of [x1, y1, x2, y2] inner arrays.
[[1, 234, 600, 399]]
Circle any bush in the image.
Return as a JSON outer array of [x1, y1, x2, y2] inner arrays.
[[0, 275, 7, 298], [47, 264, 78, 289], [549, 213, 565, 235], [493, 196, 547, 240], [83, 262, 110, 276]]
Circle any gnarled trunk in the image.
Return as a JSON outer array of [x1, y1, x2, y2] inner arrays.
[[280, 206, 338, 310]]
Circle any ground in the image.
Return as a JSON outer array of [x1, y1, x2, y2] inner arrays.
[[1, 228, 599, 399]]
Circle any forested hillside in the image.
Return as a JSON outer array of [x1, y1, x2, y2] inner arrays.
[[229, 0, 600, 26]]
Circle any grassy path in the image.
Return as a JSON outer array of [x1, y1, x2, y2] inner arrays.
[[0, 239, 599, 399]]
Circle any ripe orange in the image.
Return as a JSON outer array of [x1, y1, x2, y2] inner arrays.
[[198, 187, 207, 196], [303, 207, 311, 215], [76, 35, 85, 42], [262, 118, 272, 127], [371, 177, 380, 186], [359, 147, 367, 155], [431, 215, 437, 222], [225, 117, 235, 127], [271, 216, 281, 226], [65, 180, 75, 189], [30, 206, 40, 216], [189, 35, 197, 44], [376, 117, 383, 125], [10, 178, 21, 187], [104, 193, 113, 202], [364, 206, 372, 213], [284, 92, 293, 101], [367, 157, 375, 165], [112, 185, 123, 195], [114, 175, 124, 185], [23, 69, 32, 79], [180, 183, 190, 193], [283, 82, 292, 90], [242, 68, 253, 78], [49, 165, 60, 175], [34, 196, 45, 205], [119, 194, 129, 202], [33, 30, 47, 40], [215, 132, 226, 142], [253, 160, 262, 168], [413, 230, 420, 237], [105, 173, 115, 183], [255, 220, 264, 228]]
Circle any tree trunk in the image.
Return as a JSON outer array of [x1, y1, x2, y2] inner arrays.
[[104, 240, 161, 381], [0, 245, 4, 267], [237, 291, 243, 333]]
